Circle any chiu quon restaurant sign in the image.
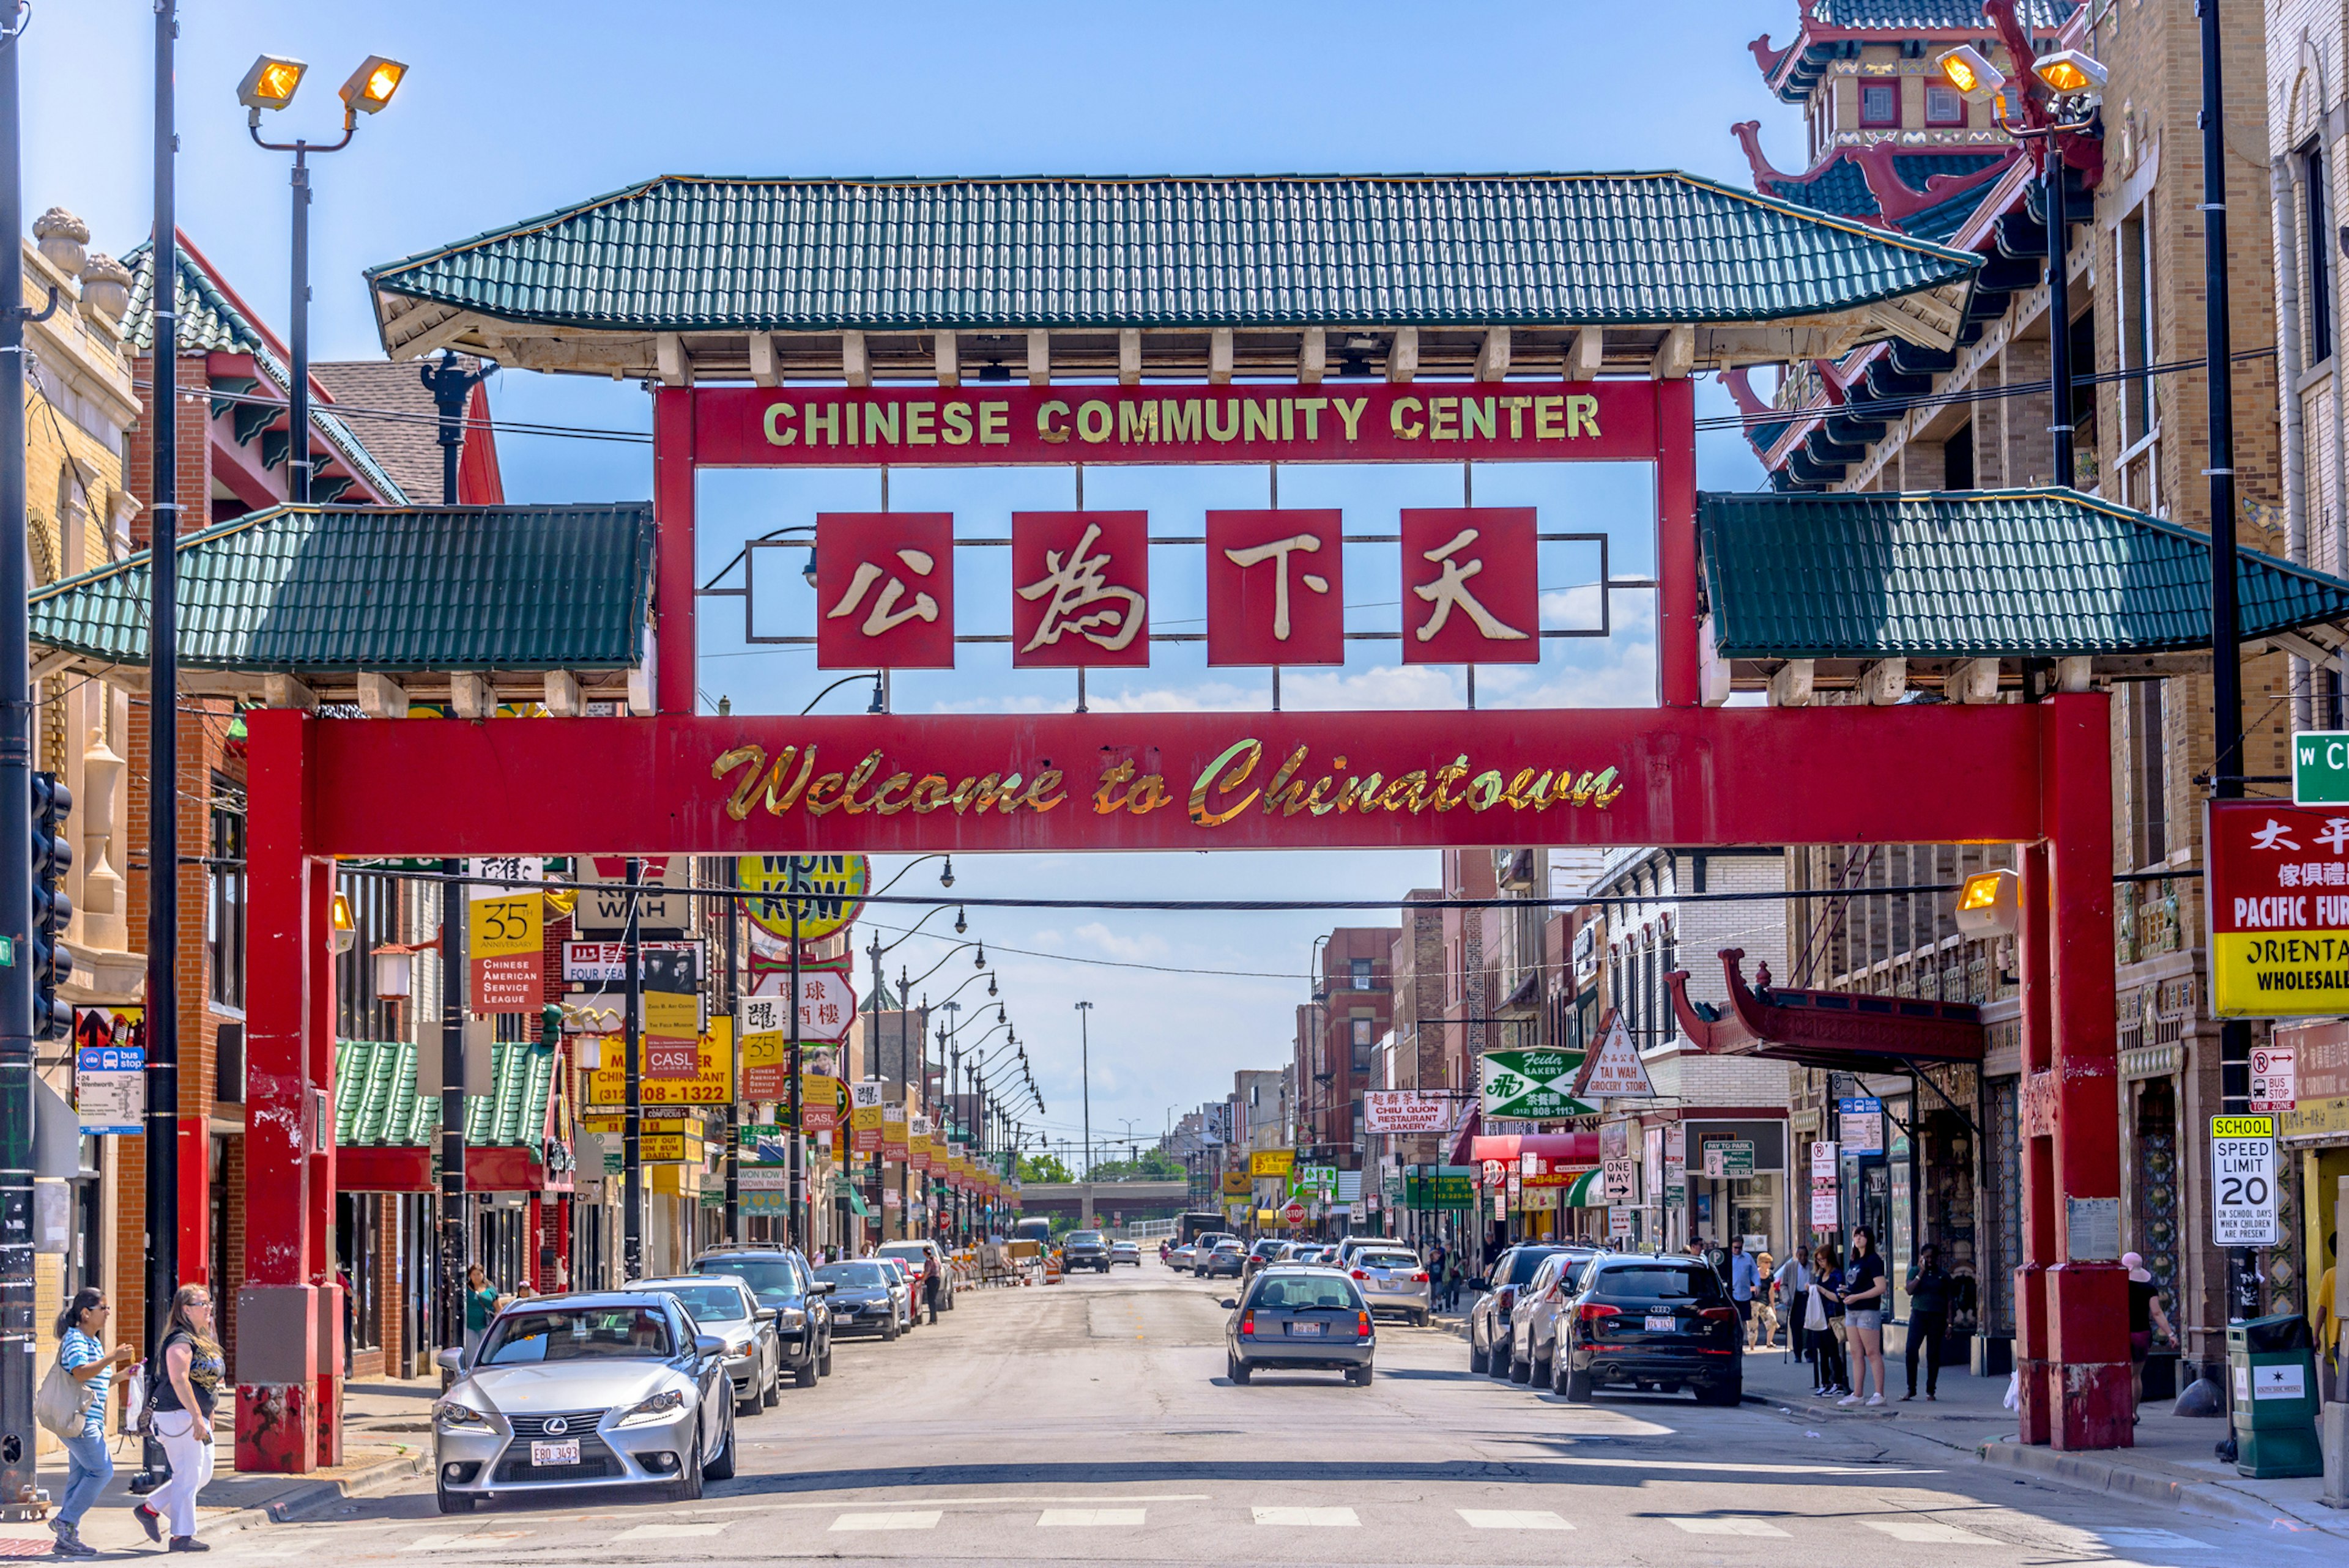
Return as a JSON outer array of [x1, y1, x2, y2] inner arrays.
[[2208, 800, 2349, 1016]]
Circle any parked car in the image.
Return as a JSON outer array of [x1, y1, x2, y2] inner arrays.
[[431, 1292, 735, 1511], [1509, 1249, 1602, 1385], [1222, 1266, 1376, 1386], [1347, 1246, 1433, 1326], [870, 1256, 918, 1329], [1111, 1240, 1140, 1267], [637, 1274, 777, 1416], [1168, 1242, 1198, 1273], [1062, 1230, 1113, 1273], [815, 1260, 905, 1339], [1550, 1254, 1743, 1405], [689, 1248, 833, 1387], [1468, 1244, 1572, 1377], [877, 1238, 955, 1319], [1198, 1238, 1247, 1279], [1241, 1236, 1290, 1282]]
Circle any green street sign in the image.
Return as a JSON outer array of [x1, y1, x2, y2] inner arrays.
[[2295, 731, 2349, 804], [1702, 1139, 1756, 1177], [1479, 1049, 1595, 1122]]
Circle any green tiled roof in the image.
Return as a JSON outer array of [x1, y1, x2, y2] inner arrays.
[[366, 172, 1980, 335], [1701, 488, 2349, 659], [336, 1038, 555, 1148], [28, 503, 652, 672], [1810, 1, 2075, 26]]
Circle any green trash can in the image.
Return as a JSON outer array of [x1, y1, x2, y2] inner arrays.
[[2227, 1313, 2324, 1479]]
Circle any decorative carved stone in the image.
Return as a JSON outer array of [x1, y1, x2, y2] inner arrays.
[[32, 207, 89, 278], [81, 253, 132, 323]]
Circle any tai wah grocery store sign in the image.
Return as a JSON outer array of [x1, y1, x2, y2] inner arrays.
[[2208, 800, 2349, 1016]]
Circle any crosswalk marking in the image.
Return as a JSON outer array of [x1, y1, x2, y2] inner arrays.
[[1458, 1509, 1572, 1531], [613, 1523, 729, 1540], [1251, 1506, 1359, 1527], [1037, 1509, 1148, 1527], [399, 1534, 528, 1551], [829, 1512, 942, 1533], [2091, 1529, 2210, 1551], [1666, 1517, 1791, 1537], [1862, 1520, 1997, 1545]]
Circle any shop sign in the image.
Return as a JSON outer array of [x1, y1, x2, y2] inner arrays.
[[562, 939, 702, 985], [1838, 1097, 1884, 1155], [1572, 1012, 1655, 1101], [1362, 1089, 1456, 1133], [910, 1116, 933, 1170], [737, 1167, 790, 1192], [572, 856, 689, 936], [2210, 1114, 2280, 1245], [1221, 1170, 1250, 1196], [738, 854, 869, 942], [740, 983, 855, 1098], [881, 1101, 909, 1158], [2207, 800, 2349, 1016], [1249, 1148, 1294, 1178], [1480, 1048, 1595, 1122], [467, 857, 544, 1013], [2250, 1046, 2296, 1112], [586, 1018, 733, 1108], [1702, 1139, 1755, 1178], [1522, 1187, 1560, 1212], [1295, 1164, 1337, 1195], [73, 1040, 144, 1136]]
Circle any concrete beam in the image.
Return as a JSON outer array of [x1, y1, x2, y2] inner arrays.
[[842, 330, 870, 388], [1944, 657, 2003, 704], [654, 333, 689, 387], [2055, 655, 2093, 693], [1568, 326, 1603, 380], [935, 332, 959, 388], [1209, 328, 1234, 385], [1650, 324, 1695, 380], [1767, 659, 1814, 707], [259, 673, 317, 712], [450, 671, 495, 719], [747, 333, 778, 388], [1386, 327, 1419, 383], [1299, 326, 1326, 384], [1118, 328, 1142, 385], [1026, 330, 1050, 386], [1475, 327, 1510, 382], [1857, 657, 1908, 706], [543, 669, 585, 719], [355, 672, 407, 718]]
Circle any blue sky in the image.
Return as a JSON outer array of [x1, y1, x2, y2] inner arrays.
[[28, 2, 1798, 1170]]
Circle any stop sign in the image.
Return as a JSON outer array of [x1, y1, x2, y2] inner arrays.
[[1282, 1199, 1307, 1226]]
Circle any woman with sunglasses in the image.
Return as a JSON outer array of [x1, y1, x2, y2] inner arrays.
[[133, 1285, 223, 1553], [50, 1289, 133, 1558]]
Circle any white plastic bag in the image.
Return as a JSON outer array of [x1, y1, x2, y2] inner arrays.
[[2002, 1369, 2021, 1411]]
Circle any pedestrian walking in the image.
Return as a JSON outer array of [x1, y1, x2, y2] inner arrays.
[[50, 1288, 133, 1558], [1775, 1249, 1812, 1362], [1428, 1240, 1449, 1309], [1726, 1237, 1759, 1348], [1838, 1226, 1889, 1407], [2315, 1232, 2339, 1403], [1901, 1242, 1950, 1401], [1806, 1244, 1847, 1396], [2124, 1251, 2175, 1421], [462, 1264, 497, 1366], [133, 1284, 223, 1553], [1751, 1252, 1779, 1348]]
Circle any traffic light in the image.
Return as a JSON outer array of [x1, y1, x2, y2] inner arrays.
[[31, 772, 73, 1040]]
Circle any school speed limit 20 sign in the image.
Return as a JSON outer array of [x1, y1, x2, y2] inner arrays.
[[2210, 1114, 2280, 1246]]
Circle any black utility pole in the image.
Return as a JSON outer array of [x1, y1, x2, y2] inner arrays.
[[2198, 0, 2260, 1336], [622, 857, 642, 1280], [420, 350, 490, 506], [2046, 157, 2075, 488], [723, 859, 740, 1244], [437, 862, 467, 1364]]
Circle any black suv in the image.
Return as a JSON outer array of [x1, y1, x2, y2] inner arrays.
[[691, 1247, 834, 1386], [1062, 1230, 1113, 1273], [1551, 1254, 1743, 1405]]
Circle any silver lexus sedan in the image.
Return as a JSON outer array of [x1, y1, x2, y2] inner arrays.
[[432, 1292, 736, 1512]]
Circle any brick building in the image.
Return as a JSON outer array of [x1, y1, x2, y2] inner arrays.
[[1290, 926, 1397, 1185]]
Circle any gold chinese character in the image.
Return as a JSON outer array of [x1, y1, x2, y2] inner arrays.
[[1414, 528, 1529, 644], [1223, 533, 1330, 640], [826, 547, 940, 637], [1018, 522, 1146, 653]]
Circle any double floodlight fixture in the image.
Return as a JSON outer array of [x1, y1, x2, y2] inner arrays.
[[239, 50, 407, 128], [2032, 48, 2106, 95]]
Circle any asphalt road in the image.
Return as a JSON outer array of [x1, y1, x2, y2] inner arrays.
[[184, 1262, 2340, 1566]]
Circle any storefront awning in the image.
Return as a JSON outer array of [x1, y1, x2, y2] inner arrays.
[[333, 1038, 568, 1194], [1668, 949, 1984, 1075], [845, 1188, 874, 1218]]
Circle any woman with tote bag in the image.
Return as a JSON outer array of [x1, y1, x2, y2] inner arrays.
[[40, 1289, 134, 1557]]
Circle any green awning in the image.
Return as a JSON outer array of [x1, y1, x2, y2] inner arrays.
[[334, 1038, 553, 1148], [845, 1188, 874, 1218]]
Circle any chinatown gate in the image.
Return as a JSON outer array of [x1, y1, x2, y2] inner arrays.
[[177, 172, 2261, 1470]]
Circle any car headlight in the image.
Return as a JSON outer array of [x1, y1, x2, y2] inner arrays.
[[726, 1336, 754, 1357], [778, 1307, 807, 1331], [618, 1388, 688, 1425], [434, 1401, 492, 1430]]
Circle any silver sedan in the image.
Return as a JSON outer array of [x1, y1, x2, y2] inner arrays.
[[432, 1292, 737, 1512], [1347, 1248, 1433, 1325]]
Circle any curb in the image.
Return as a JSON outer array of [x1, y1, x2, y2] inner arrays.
[[203, 1448, 432, 1537], [1972, 1440, 2349, 1536]]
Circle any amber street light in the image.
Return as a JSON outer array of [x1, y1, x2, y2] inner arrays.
[[1934, 44, 2005, 103], [242, 51, 409, 504]]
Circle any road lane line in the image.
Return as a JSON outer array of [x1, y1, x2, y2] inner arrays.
[[667, 1493, 1213, 1514], [398, 1534, 529, 1551], [1458, 1510, 1572, 1531], [1666, 1517, 1791, 1537], [1549, 1456, 1939, 1476], [612, 1523, 729, 1541], [2091, 1529, 2211, 1551], [828, 1512, 942, 1532], [1251, 1507, 1358, 1527], [1861, 1521, 1998, 1545], [1037, 1509, 1148, 1527]]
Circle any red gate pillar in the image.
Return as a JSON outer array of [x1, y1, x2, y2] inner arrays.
[[1654, 377, 1699, 708], [2014, 695, 2131, 1449], [236, 711, 333, 1472], [654, 388, 697, 715]]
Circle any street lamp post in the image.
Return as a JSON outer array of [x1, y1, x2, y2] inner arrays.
[[239, 53, 406, 504], [1074, 1000, 1094, 1225]]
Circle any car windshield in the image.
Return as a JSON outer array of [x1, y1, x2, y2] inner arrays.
[[1067, 1232, 1104, 1245], [1594, 1263, 1726, 1303], [696, 1259, 802, 1303], [874, 1258, 907, 1278], [817, 1262, 889, 1289], [659, 1283, 750, 1323], [1359, 1252, 1419, 1271], [877, 1245, 929, 1265], [1252, 1276, 1364, 1312], [477, 1306, 673, 1364]]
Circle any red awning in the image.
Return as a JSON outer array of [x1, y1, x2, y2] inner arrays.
[[1469, 1132, 1600, 1164], [1669, 949, 1984, 1074], [1447, 1109, 1482, 1165], [336, 1144, 551, 1194]]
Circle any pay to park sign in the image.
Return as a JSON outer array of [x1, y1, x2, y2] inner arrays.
[[1480, 1049, 1594, 1122], [2207, 801, 2349, 1017]]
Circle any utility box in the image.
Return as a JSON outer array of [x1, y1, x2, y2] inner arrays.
[[2227, 1313, 2324, 1479]]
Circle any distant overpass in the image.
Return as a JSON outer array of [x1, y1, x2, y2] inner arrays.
[[1015, 1180, 1190, 1227]]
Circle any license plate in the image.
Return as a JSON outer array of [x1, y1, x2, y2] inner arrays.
[[1645, 1314, 1675, 1332], [530, 1440, 581, 1466], [1288, 1321, 1326, 1337]]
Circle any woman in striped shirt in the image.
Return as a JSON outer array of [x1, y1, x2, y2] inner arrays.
[[52, 1289, 133, 1558]]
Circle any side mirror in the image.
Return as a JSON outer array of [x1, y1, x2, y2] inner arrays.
[[435, 1347, 465, 1374], [811, 1280, 836, 1296], [1220, 1298, 1238, 1311], [755, 1307, 779, 1323], [694, 1333, 727, 1360]]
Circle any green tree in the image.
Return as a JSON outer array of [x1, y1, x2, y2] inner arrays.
[[1017, 1152, 1074, 1183], [1087, 1149, 1184, 1182]]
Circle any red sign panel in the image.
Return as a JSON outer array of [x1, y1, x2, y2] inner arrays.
[[691, 381, 1658, 468], [815, 513, 956, 669], [1400, 508, 1540, 665], [2207, 799, 2349, 1017], [1010, 511, 1150, 667], [644, 1039, 700, 1079], [1204, 509, 1344, 667]]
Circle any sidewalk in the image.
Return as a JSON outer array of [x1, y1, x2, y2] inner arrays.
[[19, 1377, 437, 1555], [1740, 1335, 2349, 1537]]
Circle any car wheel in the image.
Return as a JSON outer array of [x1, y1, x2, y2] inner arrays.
[[735, 1378, 761, 1418], [1226, 1354, 1250, 1385], [817, 1344, 834, 1377], [1491, 1337, 1514, 1379], [1509, 1352, 1531, 1385], [1349, 1364, 1375, 1388], [794, 1353, 818, 1388], [1468, 1332, 1490, 1375], [1564, 1364, 1594, 1403], [1532, 1354, 1551, 1389], [435, 1485, 475, 1515], [882, 1312, 900, 1341], [705, 1403, 738, 1481], [670, 1422, 706, 1503]]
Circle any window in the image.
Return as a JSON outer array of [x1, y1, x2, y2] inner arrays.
[[1925, 84, 1965, 125], [206, 782, 245, 1009], [1349, 956, 1373, 990], [2307, 146, 2335, 364], [1943, 421, 1975, 490], [2131, 681, 2167, 867], [2117, 209, 2157, 448], [1859, 80, 1900, 128], [335, 871, 400, 1040]]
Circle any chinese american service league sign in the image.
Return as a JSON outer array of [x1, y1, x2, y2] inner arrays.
[[2207, 801, 2349, 1016]]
